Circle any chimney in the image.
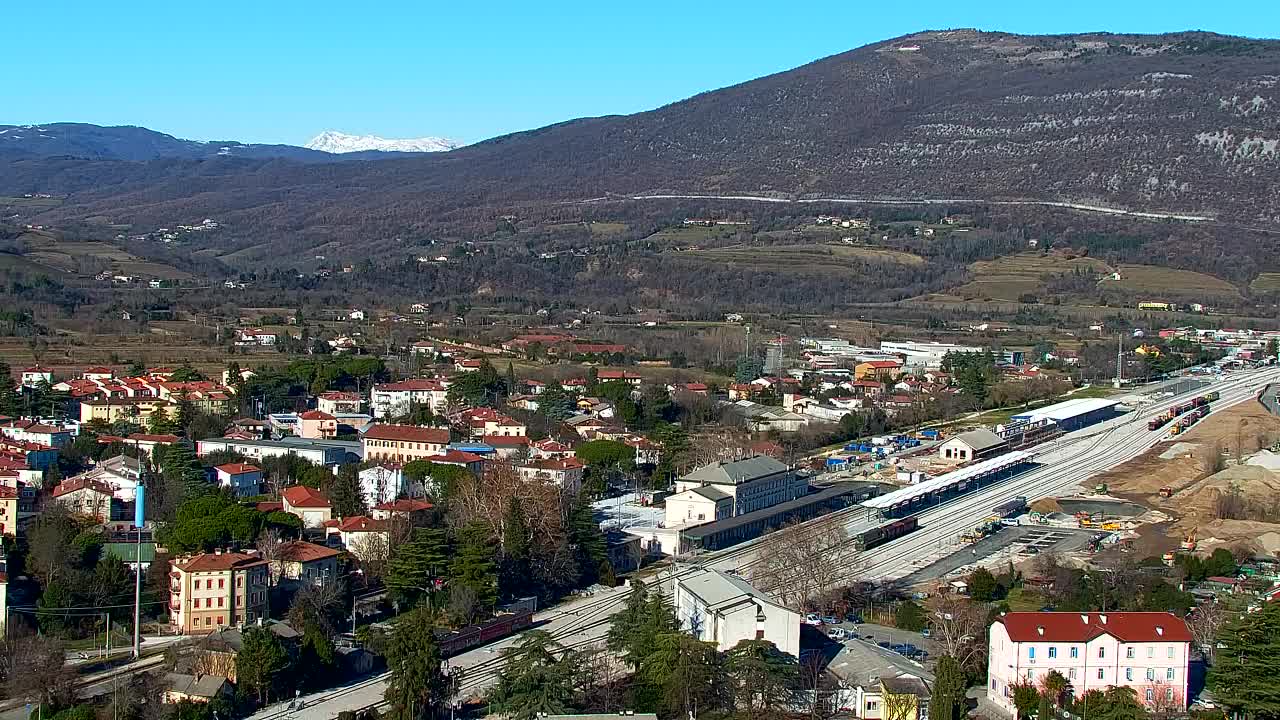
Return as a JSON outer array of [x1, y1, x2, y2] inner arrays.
[[214, 548, 223, 555]]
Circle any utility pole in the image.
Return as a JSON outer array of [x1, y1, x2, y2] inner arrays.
[[1113, 331, 1124, 389]]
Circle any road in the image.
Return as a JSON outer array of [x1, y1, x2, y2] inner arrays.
[[249, 367, 1277, 720]]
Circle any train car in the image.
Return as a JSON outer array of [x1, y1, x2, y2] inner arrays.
[[854, 516, 919, 551], [1205, 391, 1220, 402], [437, 609, 534, 656], [993, 496, 1029, 518]]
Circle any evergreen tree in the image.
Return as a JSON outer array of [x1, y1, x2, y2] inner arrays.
[[486, 631, 576, 720], [236, 627, 291, 704], [450, 522, 498, 612], [894, 600, 926, 631], [328, 465, 366, 518], [724, 639, 800, 717], [147, 406, 177, 435], [500, 499, 532, 597], [386, 527, 450, 604], [385, 608, 448, 720], [968, 567, 999, 602], [534, 384, 573, 421], [568, 497, 609, 585], [159, 441, 209, 518], [930, 656, 967, 720], [606, 580, 655, 669], [1209, 601, 1280, 719], [505, 362, 517, 394], [642, 632, 728, 719]]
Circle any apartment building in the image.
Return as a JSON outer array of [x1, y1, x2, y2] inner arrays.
[[370, 379, 449, 419], [316, 391, 362, 415], [170, 550, 270, 634], [988, 612, 1191, 714], [361, 424, 449, 462]]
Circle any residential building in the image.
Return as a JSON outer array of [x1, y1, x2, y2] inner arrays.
[[298, 410, 338, 439], [596, 369, 643, 385], [19, 366, 53, 388], [530, 438, 574, 459], [79, 397, 172, 425], [675, 456, 808, 517], [325, 516, 391, 562], [0, 420, 71, 448], [483, 434, 530, 458], [0, 486, 16, 536], [370, 379, 449, 419], [281, 485, 333, 527], [987, 612, 1191, 714], [455, 407, 526, 438], [51, 476, 116, 523], [362, 424, 449, 463], [665, 486, 734, 526], [854, 360, 904, 381], [673, 567, 800, 657], [162, 673, 233, 704], [827, 640, 934, 719], [316, 391, 362, 415], [169, 550, 270, 634], [272, 540, 342, 588], [937, 429, 1010, 463], [214, 463, 264, 498], [358, 464, 404, 507], [729, 400, 808, 433], [370, 498, 434, 521], [516, 458, 586, 494], [196, 436, 360, 466]]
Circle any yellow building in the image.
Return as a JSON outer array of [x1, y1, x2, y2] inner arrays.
[[169, 550, 270, 634], [79, 397, 173, 425]]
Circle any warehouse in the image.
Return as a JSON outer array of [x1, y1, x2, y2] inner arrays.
[[1010, 397, 1122, 432]]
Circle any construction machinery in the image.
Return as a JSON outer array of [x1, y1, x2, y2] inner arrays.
[[1180, 529, 1198, 552]]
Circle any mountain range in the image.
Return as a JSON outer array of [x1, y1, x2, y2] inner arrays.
[[0, 123, 456, 162], [2, 29, 1278, 269]]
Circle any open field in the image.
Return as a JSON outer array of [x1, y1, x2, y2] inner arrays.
[[640, 225, 744, 246], [0, 196, 63, 211], [671, 243, 925, 271], [4, 230, 194, 280], [1111, 264, 1242, 299], [955, 252, 1112, 300], [1250, 272, 1280, 294]]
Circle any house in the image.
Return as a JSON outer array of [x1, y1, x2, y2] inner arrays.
[[196, 436, 359, 466], [668, 382, 709, 396], [596, 369, 643, 385], [854, 360, 903, 382], [359, 464, 405, 507], [674, 567, 801, 657], [483, 434, 530, 458], [622, 435, 660, 465], [19, 366, 53, 388], [425, 450, 485, 476], [169, 549, 271, 634], [348, 309, 366, 321], [75, 454, 143, 501], [236, 328, 278, 347], [664, 486, 734, 527], [82, 366, 115, 381], [729, 400, 808, 434], [298, 410, 338, 439], [51, 476, 116, 523], [162, 673, 233, 704], [362, 424, 450, 462], [272, 541, 342, 588], [530, 438, 574, 459], [937, 429, 1009, 464], [316, 391, 362, 415], [987, 612, 1191, 714], [827, 639, 934, 718], [105, 433, 181, 457], [79, 397, 173, 425], [455, 407, 527, 438], [281, 486, 333, 527], [0, 420, 71, 448], [454, 358, 484, 373], [606, 531, 644, 574], [675, 456, 808, 517], [371, 498, 434, 521], [516, 458, 586, 494], [214, 463, 264, 498], [370, 379, 449, 419], [325, 516, 391, 562]]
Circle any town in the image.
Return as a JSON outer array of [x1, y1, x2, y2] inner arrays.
[[0, 309, 1276, 720]]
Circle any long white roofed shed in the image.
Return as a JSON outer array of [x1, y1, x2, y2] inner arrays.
[[1011, 397, 1121, 431], [862, 450, 1031, 512]]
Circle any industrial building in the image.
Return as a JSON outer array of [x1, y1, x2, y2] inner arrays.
[[1010, 397, 1122, 432], [937, 429, 1010, 463]]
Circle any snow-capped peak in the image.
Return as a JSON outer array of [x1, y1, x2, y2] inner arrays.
[[304, 130, 461, 154]]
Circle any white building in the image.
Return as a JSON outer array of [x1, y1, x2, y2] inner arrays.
[[879, 341, 982, 370], [675, 456, 808, 517], [358, 464, 405, 507], [370, 379, 449, 419], [674, 567, 800, 657], [988, 612, 1192, 715], [664, 486, 734, 526]]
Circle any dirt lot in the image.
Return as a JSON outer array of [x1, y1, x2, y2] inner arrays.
[[1088, 399, 1280, 554]]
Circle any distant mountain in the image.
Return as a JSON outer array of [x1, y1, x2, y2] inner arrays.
[[305, 130, 461, 154], [3, 30, 1279, 270], [0, 123, 440, 162]]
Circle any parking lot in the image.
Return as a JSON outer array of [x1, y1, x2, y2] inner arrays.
[[897, 524, 1096, 586], [807, 620, 939, 663]]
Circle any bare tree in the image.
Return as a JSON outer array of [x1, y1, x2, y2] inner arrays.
[[0, 629, 76, 709], [349, 532, 391, 580], [749, 515, 854, 612], [799, 651, 838, 720], [924, 591, 988, 669], [574, 641, 627, 713], [1186, 602, 1229, 664], [1137, 683, 1184, 719], [256, 527, 286, 585]]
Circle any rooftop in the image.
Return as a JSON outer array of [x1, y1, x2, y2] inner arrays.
[[996, 611, 1192, 643], [173, 550, 268, 573], [946, 428, 1008, 452], [362, 423, 450, 444], [278, 540, 342, 563], [682, 455, 790, 486], [282, 485, 331, 508]]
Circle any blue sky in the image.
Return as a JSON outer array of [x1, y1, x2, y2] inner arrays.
[[6, 0, 1277, 145]]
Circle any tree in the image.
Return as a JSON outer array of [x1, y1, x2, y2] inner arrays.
[[924, 593, 987, 672], [1208, 601, 1280, 720], [236, 626, 290, 704], [328, 464, 367, 518], [536, 384, 574, 421], [930, 656, 966, 720], [500, 498, 532, 597], [735, 355, 764, 383], [724, 639, 800, 718], [968, 567, 999, 602], [1010, 681, 1041, 720], [0, 628, 76, 711], [384, 608, 448, 720], [606, 581, 676, 671], [386, 527, 450, 605], [486, 631, 576, 720], [749, 515, 851, 612], [147, 406, 177, 435], [895, 600, 926, 632], [1186, 602, 1229, 664], [568, 497, 609, 586], [1075, 687, 1148, 720], [642, 632, 728, 719], [450, 522, 498, 618]]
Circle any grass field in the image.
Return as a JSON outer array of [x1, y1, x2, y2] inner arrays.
[[672, 243, 925, 271], [6, 230, 194, 280], [956, 252, 1112, 300], [641, 225, 740, 245], [588, 222, 628, 237], [1250, 272, 1280, 294], [1111, 264, 1241, 299], [0, 196, 63, 211]]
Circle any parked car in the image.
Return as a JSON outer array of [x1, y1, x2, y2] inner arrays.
[[821, 615, 840, 625], [828, 628, 850, 641], [845, 614, 864, 624], [878, 641, 892, 649], [804, 613, 822, 626], [921, 628, 931, 638]]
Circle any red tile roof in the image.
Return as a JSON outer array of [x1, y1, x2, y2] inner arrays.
[[127, 433, 181, 443], [256, 501, 283, 513], [282, 485, 331, 508], [0, 485, 18, 499], [523, 457, 585, 471], [317, 391, 360, 401], [432, 450, 485, 465], [299, 410, 336, 420], [481, 434, 530, 447], [215, 463, 262, 475], [363, 424, 449, 444], [174, 551, 268, 573], [861, 360, 903, 368], [373, 498, 434, 513], [334, 515, 389, 533], [996, 612, 1192, 643], [278, 540, 341, 563], [52, 476, 115, 498]]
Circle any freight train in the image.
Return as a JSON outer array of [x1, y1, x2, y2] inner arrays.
[[1147, 391, 1219, 431], [854, 516, 919, 551]]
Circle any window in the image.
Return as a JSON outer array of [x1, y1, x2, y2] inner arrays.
[[205, 617, 211, 626], [1097, 669, 1105, 680], [1068, 669, 1077, 681], [1148, 646, 1154, 658], [1029, 647, 1036, 659], [1146, 668, 1155, 681], [866, 701, 879, 712], [1125, 668, 1133, 681], [1026, 669, 1034, 680], [1126, 647, 1135, 659], [1167, 668, 1175, 680], [1048, 647, 1057, 659], [1099, 647, 1106, 659], [1146, 689, 1154, 702], [217, 616, 224, 626], [217, 597, 224, 608], [1168, 646, 1175, 658], [1166, 689, 1175, 702], [218, 578, 225, 589], [205, 598, 212, 608], [1070, 647, 1079, 659], [991, 679, 996, 690]]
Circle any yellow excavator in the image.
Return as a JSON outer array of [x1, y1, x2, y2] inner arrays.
[[1180, 528, 1198, 552]]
